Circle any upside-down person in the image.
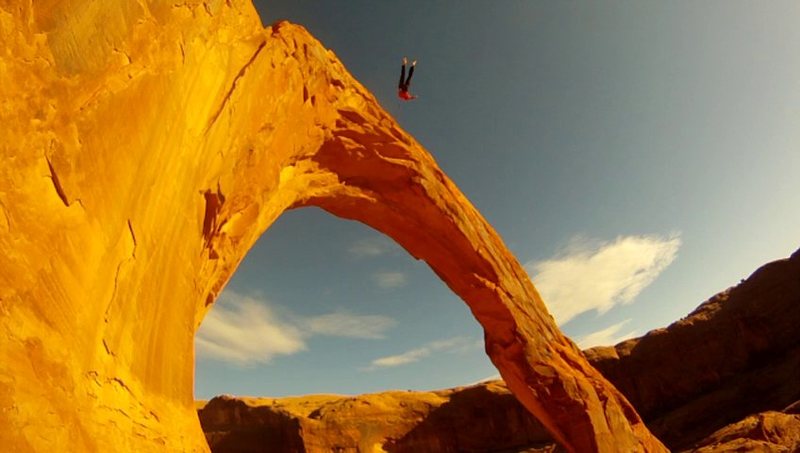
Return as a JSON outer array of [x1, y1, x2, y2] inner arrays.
[[398, 56, 417, 101]]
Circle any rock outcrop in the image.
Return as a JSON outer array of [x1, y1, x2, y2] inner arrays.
[[687, 408, 800, 453], [197, 248, 800, 452], [198, 381, 556, 453], [0, 1, 662, 452], [585, 247, 800, 449]]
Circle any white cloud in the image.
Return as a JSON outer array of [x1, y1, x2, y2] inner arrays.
[[373, 271, 407, 289], [466, 374, 502, 386], [197, 291, 395, 366], [305, 312, 396, 339], [348, 237, 397, 258], [371, 347, 429, 368], [196, 292, 305, 366], [365, 337, 480, 371], [576, 319, 637, 349], [526, 234, 681, 325]]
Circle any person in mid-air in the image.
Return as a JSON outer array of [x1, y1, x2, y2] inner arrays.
[[398, 56, 417, 101]]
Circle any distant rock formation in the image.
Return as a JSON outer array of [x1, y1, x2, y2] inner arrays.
[[198, 248, 800, 452], [199, 382, 555, 453], [0, 1, 661, 452]]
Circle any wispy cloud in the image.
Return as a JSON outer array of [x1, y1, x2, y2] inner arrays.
[[348, 238, 409, 289], [304, 312, 396, 339], [466, 374, 502, 386], [576, 319, 637, 349], [365, 337, 481, 371], [371, 347, 429, 368], [196, 293, 305, 366], [197, 291, 395, 366], [373, 271, 407, 289], [526, 234, 681, 325], [348, 237, 397, 258]]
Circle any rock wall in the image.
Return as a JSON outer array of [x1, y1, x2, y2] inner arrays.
[[0, 1, 662, 452]]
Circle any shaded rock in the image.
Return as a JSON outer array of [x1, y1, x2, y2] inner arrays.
[[684, 410, 800, 453], [0, 1, 661, 452], [197, 396, 305, 453], [198, 382, 557, 453], [784, 400, 800, 415]]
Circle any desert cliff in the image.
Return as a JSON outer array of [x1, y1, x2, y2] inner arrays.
[[198, 248, 800, 452], [0, 1, 662, 452]]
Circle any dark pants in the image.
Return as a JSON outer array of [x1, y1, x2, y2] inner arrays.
[[399, 63, 415, 91]]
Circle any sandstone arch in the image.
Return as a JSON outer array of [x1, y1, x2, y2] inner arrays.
[[0, 2, 665, 452]]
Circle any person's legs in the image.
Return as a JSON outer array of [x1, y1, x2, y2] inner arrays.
[[399, 57, 407, 90], [405, 61, 415, 87]]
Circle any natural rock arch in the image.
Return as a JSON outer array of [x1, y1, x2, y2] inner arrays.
[[0, 2, 665, 452]]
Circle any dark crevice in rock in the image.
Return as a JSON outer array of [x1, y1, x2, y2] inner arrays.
[[205, 40, 267, 134], [46, 156, 70, 207]]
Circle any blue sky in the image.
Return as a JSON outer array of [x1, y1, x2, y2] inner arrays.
[[194, 1, 800, 399]]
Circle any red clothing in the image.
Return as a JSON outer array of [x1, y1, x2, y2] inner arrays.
[[398, 89, 416, 101]]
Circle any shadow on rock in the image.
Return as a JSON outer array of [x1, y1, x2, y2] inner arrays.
[[382, 384, 559, 453]]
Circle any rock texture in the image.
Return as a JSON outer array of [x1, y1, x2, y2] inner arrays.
[[198, 381, 556, 453], [686, 408, 800, 453], [197, 248, 800, 452], [0, 1, 662, 452]]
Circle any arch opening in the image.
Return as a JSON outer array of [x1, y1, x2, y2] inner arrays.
[[194, 206, 498, 400]]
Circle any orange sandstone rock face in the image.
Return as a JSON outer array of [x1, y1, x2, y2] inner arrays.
[[0, 1, 665, 452]]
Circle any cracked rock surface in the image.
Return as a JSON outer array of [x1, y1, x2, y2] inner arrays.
[[0, 1, 664, 452]]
